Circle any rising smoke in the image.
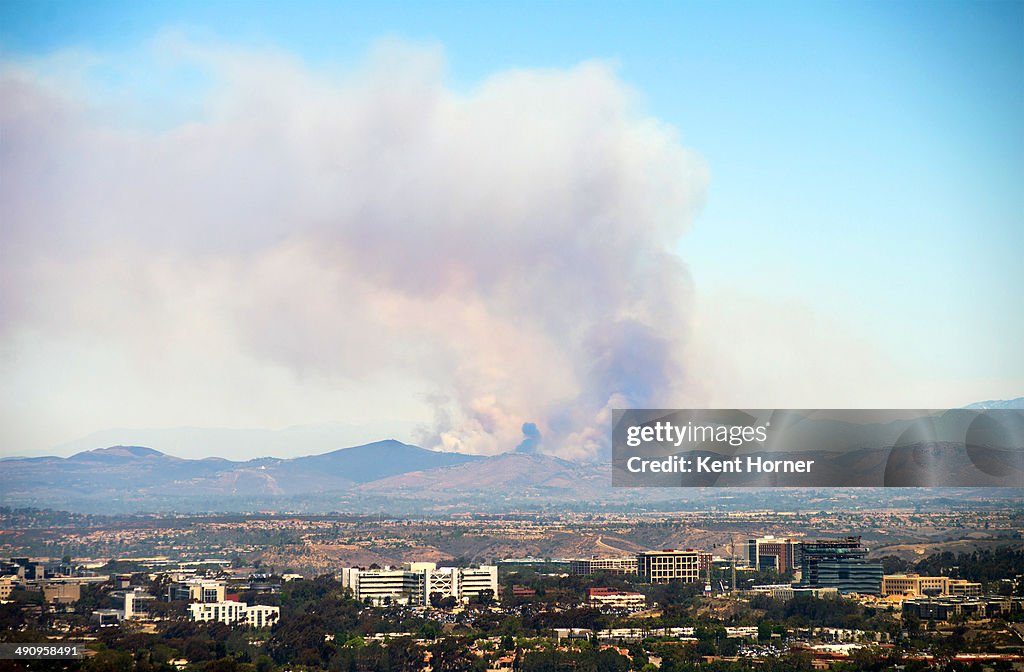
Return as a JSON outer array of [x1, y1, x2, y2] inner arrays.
[[0, 39, 708, 460]]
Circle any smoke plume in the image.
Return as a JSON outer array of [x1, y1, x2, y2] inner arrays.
[[0, 39, 707, 460]]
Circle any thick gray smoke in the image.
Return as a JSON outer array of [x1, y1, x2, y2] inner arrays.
[[0, 40, 707, 460]]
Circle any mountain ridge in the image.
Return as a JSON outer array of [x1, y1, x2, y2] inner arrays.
[[3, 401, 1019, 513], [0, 439, 487, 510]]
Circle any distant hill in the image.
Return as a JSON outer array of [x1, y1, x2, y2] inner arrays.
[[68, 445, 165, 460], [0, 440, 484, 510], [276, 439, 484, 484], [356, 452, 603, 499], [50, 421, 423, 461]]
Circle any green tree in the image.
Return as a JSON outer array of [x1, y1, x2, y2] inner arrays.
[[385, 637, 425, 672], [429, 638, 478, 672]]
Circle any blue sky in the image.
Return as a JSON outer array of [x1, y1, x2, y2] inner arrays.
[[1, 1, 1021, 457]]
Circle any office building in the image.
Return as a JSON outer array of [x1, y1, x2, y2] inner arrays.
[[948, 579, 984, 597], [42, 581, 81, 604], [340, 563, 498, 606], [748, 584, 839, 601], [124, 590, 155, 619], [746, 536, 801, 573], [6, 558, 44, 581], [569, 557, 638, 575], [0, 576, 15, 601], [454, 565, 499, 601], [189, 601, 280, 627], [903, 597, 1021, 621], [340, 567, 425, 606], [169, 579, 226, 603], [881, 574, 982, 598], [797, 537, 882, 595], [637, 549, 712, 584], [588, 588, 646, 610]]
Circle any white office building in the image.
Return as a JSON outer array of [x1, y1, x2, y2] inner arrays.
[[340, 563, 498, 606], [123, 589, 154, 619], [189, 601, 280, 628], [456, 565, 499, 601], [588, 588, 646, 610], [339, 567, 424, 606]]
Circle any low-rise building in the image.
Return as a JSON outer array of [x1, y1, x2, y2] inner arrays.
[[91, 609, 122, 626], [41, 581, 81, 604], [189, 600, 280, 627], [749, 584, 797, 600], [903, 596, 1021, 621], [340, 563, 498, 606], [748, 584, 838, 601], [588, 587, 646, 610], [507, 586, 536, 598], [882, 574, 983, 598], [169, 579, 225, 603], [948, 579, 983, 597], [569, 557, 638, 576], [124, 589, 156, 619]]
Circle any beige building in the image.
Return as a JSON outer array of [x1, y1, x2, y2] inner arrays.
[[881, 574, 982, 597], [124, 589, 152, 619], [947, 579, 983, 596], [0, 576, 15, 601], [569, 557, 638, 575], [637, 550, 712, 584], [169, 579, 226, 603], [42, 582, 81, 604]]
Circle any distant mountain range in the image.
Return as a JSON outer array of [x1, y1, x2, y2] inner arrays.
[[0, 440, 602, 512], [2, 400, 1020, 514], [47, 421, 423, 462]]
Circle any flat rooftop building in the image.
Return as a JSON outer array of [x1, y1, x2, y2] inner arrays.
[[882, 574, 982, 597], [0, 576, 17, 602], [637, 549, 712, 584], [797, 537, 882, 595], [746, 536, 800, 573], [588, 587, 646, 610], [904, 596, 1021, 621], [569, 557, 638, 576], [339, 563, 497, 606], [189, 601, 280, 628], [169, 579, 226, 603]]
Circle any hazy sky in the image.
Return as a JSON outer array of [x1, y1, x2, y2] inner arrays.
[[1, 1, 1021, 460]]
